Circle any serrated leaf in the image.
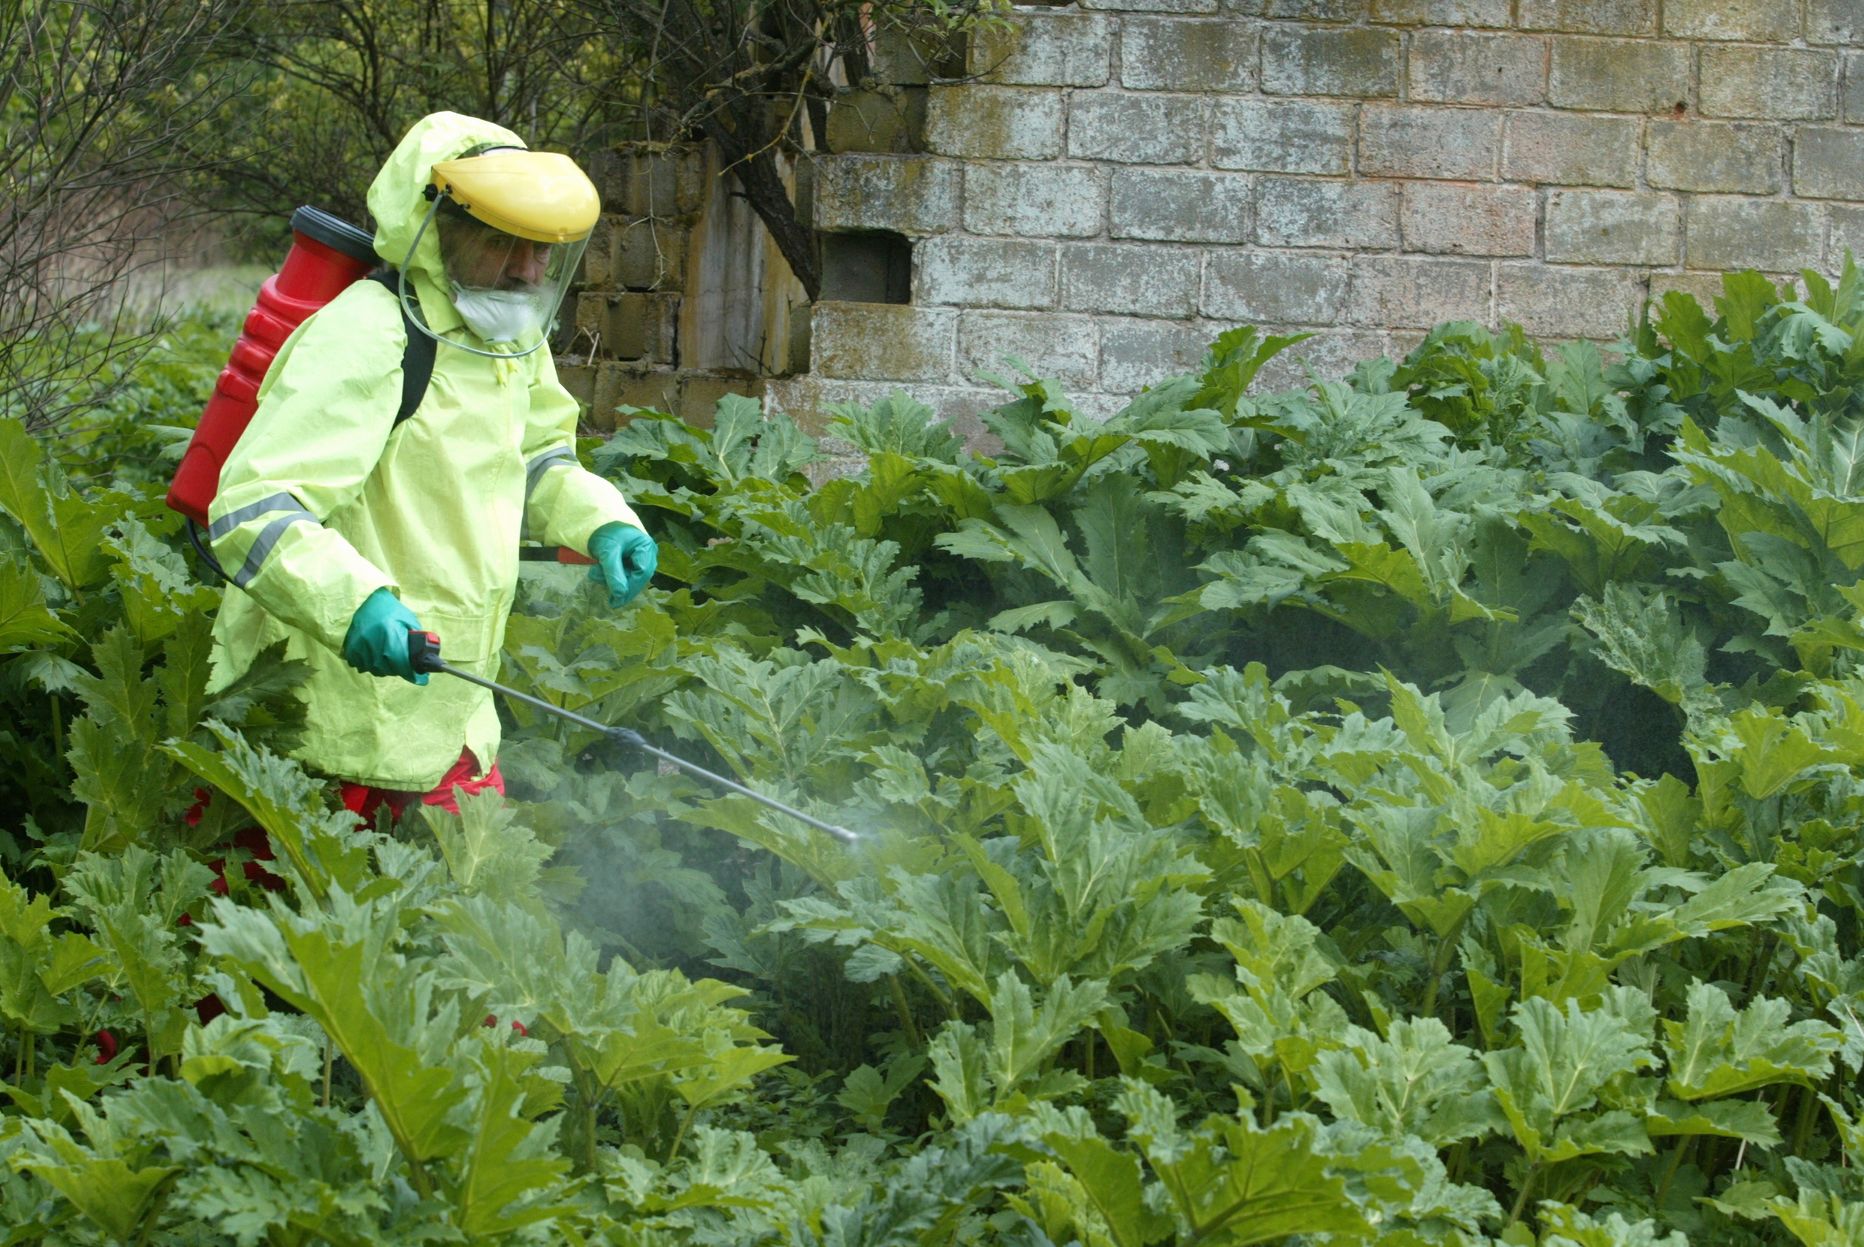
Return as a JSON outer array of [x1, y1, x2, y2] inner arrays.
[[425, 788, 554, 902], [1662, 982, 1841, 1101], [1311, 1018, 1501, 1147]]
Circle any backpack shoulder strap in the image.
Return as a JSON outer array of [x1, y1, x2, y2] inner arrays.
[[366, 270, 436, 427]]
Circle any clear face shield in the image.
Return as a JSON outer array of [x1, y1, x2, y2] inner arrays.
[[396, 148, 600, 359]]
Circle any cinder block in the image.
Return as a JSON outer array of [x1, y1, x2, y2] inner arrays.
[[1795, 128, 1864, 200], [1496, 263, 1644, 339], [1121, 18, 1257, 91], [1265, 0, 1366, 17], [1068, 94, 1206, 164], [1202, 250, 1351, 323], [1646, 121, 1784, 194], [1401, 183, 1537, 255], [1518, 0, 1656, 35], [1408, 32, 1547, 106], [1370, 0, 1510, 23], [1809, 0, 1864, 45], [1685, 198, 1825, 272], [970, 14, 1113, 87], [1099, 317, 1218, 392], [1256, 177, 1401, 248], [613, 217, 688, 291], [1060, 243, 1201, 317], [1211, 99, 1354, 173], [1663, 0, 1797, 40], [811, 302, 957, 382], [814, 155, 961, 235], [586, 292, 680, 364], [965, 164, 1104, 238], [1501, 112, 1639, 187], [1360, 105, 1502, 179], [1700, 47, 1839, 121], [1546, 190, 1682, 265], [1349, 256, 1492, 329], [1254, 329, 1392, 391], [1110, 170, 1252, 243], [1081, 0, 1219, 15], [589, 147, 708, 218], [1260, 27, 1400, 97], [868, 20, 964, 85], [925, 86, 1063, 160], [917, 237, 1058, 309], [1647, 271, 1729, 313], [826, 89, 927, 154], [1830, 206, 1864, 271], [766, 377, 1005, 451], [607, 367, 682, 420], [1847, 53, 1864, 124], [957, 311, 1099, 386], [1549, 37, 1691, 113], [677, 375, 764, 426]]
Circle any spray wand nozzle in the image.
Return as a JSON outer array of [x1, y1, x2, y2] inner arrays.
[[408, 630, 858, 844]]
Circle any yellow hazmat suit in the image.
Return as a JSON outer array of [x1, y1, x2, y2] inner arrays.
[[206, 112, 641, 789]]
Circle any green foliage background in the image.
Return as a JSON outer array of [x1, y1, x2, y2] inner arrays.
[[9, 269, 1864, 1243]]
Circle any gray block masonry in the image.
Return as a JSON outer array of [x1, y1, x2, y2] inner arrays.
[[573, 10, 1864, 431]]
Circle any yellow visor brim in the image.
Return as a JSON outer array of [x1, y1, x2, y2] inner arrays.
[[430, 150, 600, 243]]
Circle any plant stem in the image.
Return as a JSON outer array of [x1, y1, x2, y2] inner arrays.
[[1656, 1135, 1693, 1205], [323, 1039, 334, 1109], [1421, 915, 1468, 1018], [1506, 1164, 1538, 1227], [666, 1102, 699, 1165], [903, 957, 959, 1021], [887, 975, 921, 1049], [1791, 1083, 1822, 1158]]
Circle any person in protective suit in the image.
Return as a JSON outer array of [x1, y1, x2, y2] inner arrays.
[[204, 111, 656, 821]]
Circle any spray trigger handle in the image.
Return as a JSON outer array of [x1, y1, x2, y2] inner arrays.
[[408, 630, 445, 674]]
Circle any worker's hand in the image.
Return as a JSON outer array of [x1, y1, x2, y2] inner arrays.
[[340, 588, 429, 685], [588, 522, 658, 608]]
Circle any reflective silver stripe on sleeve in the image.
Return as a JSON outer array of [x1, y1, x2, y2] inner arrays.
[[232, 513, 316, 588], [207, 492, 313, 541], [524, 447, 577, 502]]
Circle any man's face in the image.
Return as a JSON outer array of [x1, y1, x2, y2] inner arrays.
[[441, 215, 552, 291]]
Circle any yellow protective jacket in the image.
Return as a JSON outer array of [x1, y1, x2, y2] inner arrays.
[[206, 112, 640, 789]]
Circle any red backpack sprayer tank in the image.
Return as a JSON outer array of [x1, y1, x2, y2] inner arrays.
[[167, 207, 376, 533]]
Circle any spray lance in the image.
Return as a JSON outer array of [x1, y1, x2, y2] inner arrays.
[[407, 631, 859, 845]]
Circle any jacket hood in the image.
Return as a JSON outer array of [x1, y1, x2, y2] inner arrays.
[[368, 112, 529, 289]]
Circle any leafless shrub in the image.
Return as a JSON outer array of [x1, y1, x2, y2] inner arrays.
[[0, 0, 256, 431]]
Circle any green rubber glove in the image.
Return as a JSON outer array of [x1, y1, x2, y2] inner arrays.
[[340, 588, 429, 685], [588, 522, 658, 608]]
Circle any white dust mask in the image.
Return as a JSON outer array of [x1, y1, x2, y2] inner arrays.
[[451, 286, 547, 344]]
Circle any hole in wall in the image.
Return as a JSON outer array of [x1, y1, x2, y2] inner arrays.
[[819, 230, 913, 304]]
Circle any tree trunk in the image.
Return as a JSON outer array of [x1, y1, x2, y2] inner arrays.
[[702, 117, 821, 302]]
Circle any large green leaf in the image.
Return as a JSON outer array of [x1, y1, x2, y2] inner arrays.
[[1662, 982, 1841, 1101], [1483, 990, 1656, 1165], [1114, 1083, 1372, 1246], [1310, 1018, 1501, 1147], [0, 416, 117, 589]]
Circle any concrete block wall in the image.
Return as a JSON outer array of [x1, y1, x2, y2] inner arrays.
[[558, 145, 774, 430], [767, 3, 1864, 427]]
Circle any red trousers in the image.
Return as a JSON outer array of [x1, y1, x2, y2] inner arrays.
[[197, 750, 504, 895], [338, 749, 506, 825]]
